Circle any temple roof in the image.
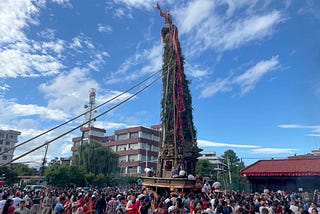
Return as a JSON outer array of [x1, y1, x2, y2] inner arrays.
[[240, 157, 320, 177]]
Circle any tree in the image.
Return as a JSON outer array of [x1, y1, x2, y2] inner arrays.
[[221, 149, 248, 191], [196, 159, 214, 179], [45, 164, 86, 188], [73, 142, 120, 182], [48, 157, 60, 166], [0, 166, 18, 186], [12, 163, 36, 176]]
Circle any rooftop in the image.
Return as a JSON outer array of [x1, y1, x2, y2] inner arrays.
[[240, 157, 320, 177]]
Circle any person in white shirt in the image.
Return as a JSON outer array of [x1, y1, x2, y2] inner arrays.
[[0, 194, 8, 213], [289, 201, 299, 214], [13, 191, 22, 209]]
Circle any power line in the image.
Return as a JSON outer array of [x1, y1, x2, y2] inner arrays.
[[0, 73, 162, 167], [0, 69, 161, 157], [2, 47, 177, 166]]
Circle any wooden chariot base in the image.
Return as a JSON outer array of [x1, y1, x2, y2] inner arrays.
[[141, 176, 196, 193]]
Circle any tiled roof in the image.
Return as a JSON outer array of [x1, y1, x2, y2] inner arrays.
[[240, 157, 320, 177]]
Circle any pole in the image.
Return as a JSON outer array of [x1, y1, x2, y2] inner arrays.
[[40, 143, 49, 182], [146, 145, 148, 168], [227, 157, 232, 188]]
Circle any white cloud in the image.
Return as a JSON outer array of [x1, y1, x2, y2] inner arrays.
[[198, 139, 260, 148], [12, 126, 76, 167], [114, 8, 125, 18], [173, 1, 284, 55], [234, 56, 279, 94], [185, 63, 212, 79], [113, 0, 155, 10], [11, 103, 69, 120], [199, 78, 232, 98], [0, 1, 66, 78], [106, 44, 162, 84], [250, 148, 296, 154], [37, 28, 56, 40], [216, 11, 283, 51], [39, 68, 99, 114], [278, 124, 320, 137], [52, 0, 72, 7], [199, 56, 279, 97], [94, 121, 129, 132], [175, 0, 215, 34], [0, 98, 68, 127], [0, 83, 10, 93], [0, 0, 39, 44], [0, 46, 64, 78], [98, 24, 113, 33], [87, 51, 110, 72], [278, 124, 303, 128]]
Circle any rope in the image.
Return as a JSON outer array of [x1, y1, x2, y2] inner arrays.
[[0, 70, 161, 157], [0, 74, 162, 167]]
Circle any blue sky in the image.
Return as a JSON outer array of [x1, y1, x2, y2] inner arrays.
[[0, 0, 320, 167]]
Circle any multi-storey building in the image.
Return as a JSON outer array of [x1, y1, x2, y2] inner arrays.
[[0, 129, 21, 165], [71, 126, 108, 157], [104, 125, 161, 175], [198, 151, 227, 175], [71, 125, 161, 175]]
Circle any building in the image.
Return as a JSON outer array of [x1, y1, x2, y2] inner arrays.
[[71, 125, 161, 176], [0, 129, 21, 165], [71, 126, 108, 157], [240, 157, 320, 192], [198, 151, 227, 179], [104, 125, 161, 175]]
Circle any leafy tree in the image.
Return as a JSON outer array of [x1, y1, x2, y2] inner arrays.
[[94, 173, 105, 187], [196, 159, 214, 179], [0, 166, 18, 186], [85, 172, 94, 184], [48, 157, 60, 166], [221, 149, 248, 191], [45, 164, 86, 188], [73, 142, 120, 177], [12, 163, 36, 176]]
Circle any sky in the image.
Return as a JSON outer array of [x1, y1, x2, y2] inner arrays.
[[0, 0, 320, 168]]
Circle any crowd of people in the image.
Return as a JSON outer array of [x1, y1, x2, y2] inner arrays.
[[0, 183, 320, 214]]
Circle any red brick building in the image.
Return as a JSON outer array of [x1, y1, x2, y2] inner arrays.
[[104, 125, 161, 175], [71, 125, 161, 176]]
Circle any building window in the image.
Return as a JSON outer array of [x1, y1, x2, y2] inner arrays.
[[117, 145, 126, 151], [140, 132, 151, 140], [3, 156, 7, 160], [128, 155, 138, 162], [152, 135, 160, 141], [5, 141, 10, 146], [117, 133, 128, 141], [128, 143, 138, 150], [129, 132, 138, 139], [119, 156, 126, 162], [128, 167, 137, 174]]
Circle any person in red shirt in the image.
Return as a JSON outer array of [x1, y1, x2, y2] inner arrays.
[[189, 197, 195, 214], [3, 199, 15, 214], [63, 197, 71, 214], [126, 197, 138, 214]]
